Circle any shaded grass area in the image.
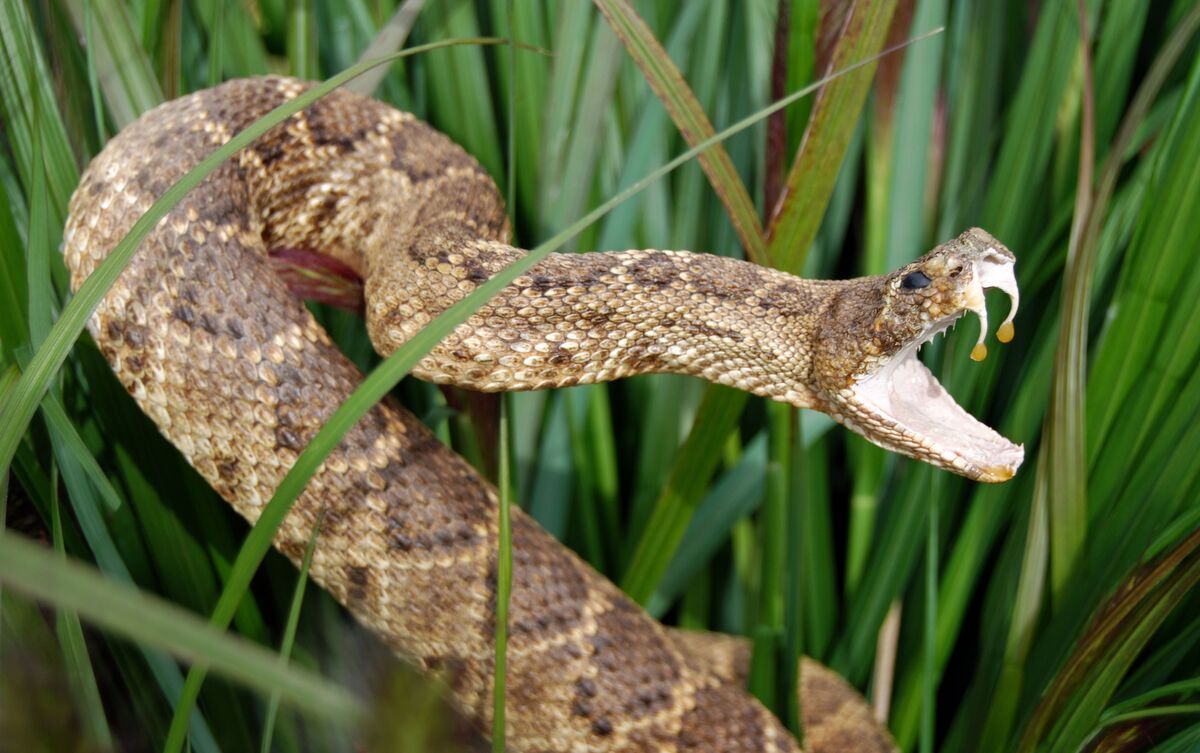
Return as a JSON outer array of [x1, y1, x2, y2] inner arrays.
[[1, 1, 1199, 752]]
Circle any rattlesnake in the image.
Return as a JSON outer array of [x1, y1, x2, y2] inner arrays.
[[63, 77, 1021, 752]]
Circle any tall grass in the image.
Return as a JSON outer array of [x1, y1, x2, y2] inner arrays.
[[1, 2, 1198, 752]]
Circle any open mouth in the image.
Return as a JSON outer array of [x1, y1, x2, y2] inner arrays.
[[851, 252, 1024, 483]]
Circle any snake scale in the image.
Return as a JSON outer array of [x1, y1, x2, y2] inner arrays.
[[63, 77, 1022, 752]]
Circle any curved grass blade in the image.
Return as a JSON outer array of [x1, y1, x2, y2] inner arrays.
[[1044, 0, 1096, 605], [492, 398, 513, 752], [258, 516, 322, 753], [0, 530, 365, 727], [82, 0, 109, 143], [492, 9, 516, 746], [49, 467, 115, 751], [622, 387, 748, 604], [0, 1, 79, 221], [346, 0, 426, 95], [645, 432, 768, 617], [286, 0, 320, 81], [766, 0, 901, 273], [61, 0, 163, 129], [1017, 529, 1200, 753], [595, 0, 766, 263]]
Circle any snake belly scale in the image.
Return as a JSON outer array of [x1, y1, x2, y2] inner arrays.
[[64, 76, 1021, 751]]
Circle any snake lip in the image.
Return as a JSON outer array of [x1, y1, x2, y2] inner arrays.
[[849, 273, 1024, 483]]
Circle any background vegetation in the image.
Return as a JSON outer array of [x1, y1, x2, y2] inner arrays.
[[1, 0, 1198, 751]]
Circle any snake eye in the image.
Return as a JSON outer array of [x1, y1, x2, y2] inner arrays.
[[901, 270, 932, 290]]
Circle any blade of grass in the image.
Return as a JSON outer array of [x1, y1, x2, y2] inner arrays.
[[0, 179, 29, 365], [920, 472, 942, 753], [259, 515, 322, 753], [490, 0, 548, 221], [81, 0, 109, 143], [1018, 529, 1200, 752], [286, 0, 319, 81], [492, 397, 513, 752], [50, 464, 115, 751], [538, 1, 592, 235], [0, 530, 365, 726], [25, 81, 55, 351], [0, 1, 79, 224], [61, 0, 163, 129], [748, 401, 792, 718], [595, 0, 767, 262], [192, 0, 269, 79], [40, 393, 123, 513], [752, 5, 796, 721], [346, 0, 425, 95], [492, 9, 516, 746], [766, 0, 901, 272], [645, 432, 768, 618], [544, 13, 623, 248], [1043, 0, 1095, 606], [620, 387, 748, 604], [525, 393, 573, 537], [420, 2, 503, 181]]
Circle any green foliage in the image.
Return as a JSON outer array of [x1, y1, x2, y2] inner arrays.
[[1, 2, 1198, 752]]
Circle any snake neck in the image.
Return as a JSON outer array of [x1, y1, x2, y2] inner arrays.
[[364, 227, 854, 408]]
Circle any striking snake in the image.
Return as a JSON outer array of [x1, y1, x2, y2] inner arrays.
[[63, 77, 1022, 752]]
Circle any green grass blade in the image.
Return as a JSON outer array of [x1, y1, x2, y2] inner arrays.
[[1043, 0, 1096, 605], [50, 463, 116, 750], [61, 0, 164, 129], [920, 473, 942, 753], [0, 179, 29, 365], [525, 393, 573, 537], [347, 0, 425, 96], [420, 2, 503, 182], [982, 1, 1090, 246], [748, 401, 792, 717], [595, 0, 767, 262], [0, 1, 79, 223], [492, 398, 513, 752], [645, 431, 767, 617], [493, 14, 515, 739], [259, 516, 321, 753], [0, 530, 365, 727], [766, 0, 900, 273], [286, 0, 320, 81], [621, 388, 747, 604], [39, 393, 124, 513], [1018, 530, 1200, 752]]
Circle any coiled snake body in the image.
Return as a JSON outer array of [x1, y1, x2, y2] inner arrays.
[[64, 78, 1022, 752]]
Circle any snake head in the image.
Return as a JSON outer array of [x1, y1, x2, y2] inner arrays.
[[813, 228, 1023, 483]]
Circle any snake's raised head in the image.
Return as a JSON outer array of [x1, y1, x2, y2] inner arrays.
[[813, 228, 1023, 483]]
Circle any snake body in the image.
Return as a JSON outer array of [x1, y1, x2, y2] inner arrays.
[[64, 77, 1021, 751]]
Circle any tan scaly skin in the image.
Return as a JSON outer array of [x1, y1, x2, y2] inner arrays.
[[63, 77, 1021, 752]]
